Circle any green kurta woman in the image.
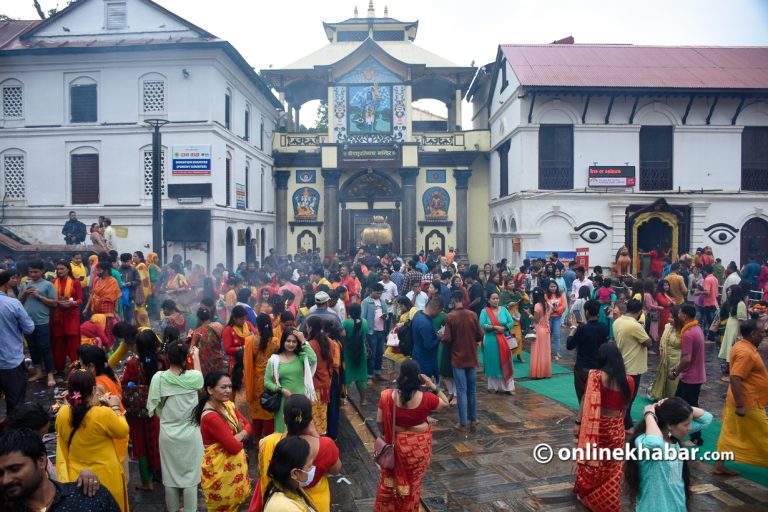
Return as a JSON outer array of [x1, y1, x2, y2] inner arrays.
[[264, 330, 317, 433], [479, 298, 515, 393], [342, 314, 368, 403], [147, 364, 204, 512], [649, 322, 681, 399]]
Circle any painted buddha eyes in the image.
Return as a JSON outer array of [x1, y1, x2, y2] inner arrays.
[[575, 221, 611, 243], [704, 223, 738, 245]]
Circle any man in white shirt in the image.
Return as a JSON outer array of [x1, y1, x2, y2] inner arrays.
[[570, 266, 594, 299], [379, 268, 398, 316], [103, 217, 116, 251], [406, 281, 429, 310], [721, 261, 742, 304]]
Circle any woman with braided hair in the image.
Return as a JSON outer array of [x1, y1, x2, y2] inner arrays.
[[55, 368, 129, 510]]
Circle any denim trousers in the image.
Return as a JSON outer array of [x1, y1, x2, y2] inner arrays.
[[367, 330, 386, 376], [28, 324, 54, 373], [549, 316, 563, 353], [452, 366, 477, 425]]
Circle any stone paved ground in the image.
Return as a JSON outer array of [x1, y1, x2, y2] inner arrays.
[[7, 327, 768, 511]]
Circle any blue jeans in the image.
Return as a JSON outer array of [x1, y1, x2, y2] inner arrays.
[[452, 366, 477, 426], [549, 316, 563, 354], [700, 306, 717, 340], [28, 324, 54, 373], [367, 330, 386, 376], [123, 303, 134, 325]]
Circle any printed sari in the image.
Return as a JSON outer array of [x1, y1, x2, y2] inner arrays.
[[92, 274, 121, 336], [201, 401, 252, 512], [484, 306, 515, 383], [374, 389, 432, 512], [573, 370, 625, 512]]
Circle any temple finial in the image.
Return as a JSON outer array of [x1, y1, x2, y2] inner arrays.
[[384, 5, 388, 16], [367, 0, 375, 18], [354, 5, 358, 17]]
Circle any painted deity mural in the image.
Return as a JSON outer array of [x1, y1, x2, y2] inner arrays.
[[423, 187, 450, 219], [292, 187, 320, 220], [333, 57, 407, 144]]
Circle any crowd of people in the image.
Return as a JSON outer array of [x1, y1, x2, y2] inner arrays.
[[0, 242, 765, 511]]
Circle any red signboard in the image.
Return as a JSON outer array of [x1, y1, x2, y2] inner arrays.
[[588, 166, 635, 187]]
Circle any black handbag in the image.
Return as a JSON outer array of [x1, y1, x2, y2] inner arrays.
[[260, 389, 281, 413]]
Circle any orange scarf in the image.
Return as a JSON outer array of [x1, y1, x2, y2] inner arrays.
[[54, 276, 74, 299], [92, 275, 121, 313], [680, 319, 698, 338], [577, 370, 602, 467]]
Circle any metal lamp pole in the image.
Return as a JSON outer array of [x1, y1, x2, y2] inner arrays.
[[144, 119, 170, 257]]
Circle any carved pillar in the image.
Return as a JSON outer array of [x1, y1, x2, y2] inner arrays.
[[274, 170, 291, 258], [455, 88, 463, 130], [321, 169, 342, 252], [286, 104, 294, 131], [294, 106, 301, 131], [454, 168, 472, 261], [399, 167, 419, 257]]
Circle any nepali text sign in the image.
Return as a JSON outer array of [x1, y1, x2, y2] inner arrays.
[[588, 166, 635, 187], [172, 145, 211, 176], [525, 251, 577, 265], [338, 145, 401, 168], [236, 183, 246, 210]]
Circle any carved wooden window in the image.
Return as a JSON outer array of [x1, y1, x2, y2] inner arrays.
[[143, 149, 166, 197], [640, 126, 673, 191], [741, 127, 768, 191], [3, 154, 25, 200], [538, 124, 574, 190], [2, 85, 23, 119], [142, 80, 165, 113]]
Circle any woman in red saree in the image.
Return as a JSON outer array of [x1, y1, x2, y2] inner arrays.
[[50, 260, 82, 373], [85, 261, 122, 339], [374, 360, 448, 512], [573, 344, 635, 512]]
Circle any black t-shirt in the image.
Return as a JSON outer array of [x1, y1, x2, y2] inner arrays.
[[11, 481, 120, 512], [468, 281, 486, 314], [566, 320, 610, 371]]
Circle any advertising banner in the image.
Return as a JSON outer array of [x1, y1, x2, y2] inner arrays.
[[172, 145, 212, 176]]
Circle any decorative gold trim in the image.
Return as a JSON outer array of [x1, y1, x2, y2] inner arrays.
[[632, 211, 678, 275]]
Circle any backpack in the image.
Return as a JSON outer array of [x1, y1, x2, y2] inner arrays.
[[397, 318, 414, 357]]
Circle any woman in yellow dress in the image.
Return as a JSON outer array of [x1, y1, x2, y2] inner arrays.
[[56, 369, 130, 511], [500, 278, 527, 363], [132, 251, 152, 328], [245, 313, 281, 439]]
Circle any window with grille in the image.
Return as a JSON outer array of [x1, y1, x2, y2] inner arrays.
[[142, 80, 165, 113], [71, 154, 100, 204], [70, 83, 97, 123], [3, 86, 23, 119], [225, 156, 232, 206], [373, 30, 404, 41], [143, 149, 166, 197], [105, 2, 127, 30], [640, 126, 673, 191], [538, 124, 574, 190], [3, 154, 25, 200], [244, 109, 250, 141], [742, 127, 768, 191], [338, 31, 368, 41]]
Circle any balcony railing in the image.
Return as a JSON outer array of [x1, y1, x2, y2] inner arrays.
[[640, 166, 673, 191], [274, 130, 490, 152], [742, 167, 768, 191], [539, 167, 574, 190], [276, 133, 328, 151]]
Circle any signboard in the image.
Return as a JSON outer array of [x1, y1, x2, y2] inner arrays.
[[172, 145, 211, 176], [525, 251, 577, 265], [588, 166, 635, 187], [235, 183, 246, 210], [576, 247, 589, 271], [338, 145, 401, 169]]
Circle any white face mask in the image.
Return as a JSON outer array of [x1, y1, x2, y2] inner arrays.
[[296, 465, 317, 488]]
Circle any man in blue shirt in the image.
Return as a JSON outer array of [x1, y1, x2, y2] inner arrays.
[[0, 270, 35, 415], [18, 261, 57, 387], [412, 297, 444, 380]]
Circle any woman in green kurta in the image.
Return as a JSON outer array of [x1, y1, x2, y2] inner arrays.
[[499, 278, 526, 362], [264, 329, 318, 433], [649, 308, 682, 400], [342, 303, 368, 404], [479, 292, 515, 393], [147, 340, 204, 512]]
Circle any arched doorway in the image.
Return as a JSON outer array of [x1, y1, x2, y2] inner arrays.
[[339, 169, 402, 253], [626, 198, 691, 276], [741, 218, 768, 267], [226, 227, 234, 271]]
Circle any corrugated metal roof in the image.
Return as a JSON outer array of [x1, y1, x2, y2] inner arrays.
[[500, 44, 768, 89], [0, 20, 41, 50]]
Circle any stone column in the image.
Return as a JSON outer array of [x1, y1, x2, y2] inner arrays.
[[274, 170, 291, 258], [399, 167, 419, 257], [455, 88, 463, 130], [294, 106, 301, 131], [286, 105, 294, 131], [454, 168, 472, 261], [321, 169, 342, 252]]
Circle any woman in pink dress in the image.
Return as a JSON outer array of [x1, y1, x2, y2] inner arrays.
[[529, 287, 552, 379]]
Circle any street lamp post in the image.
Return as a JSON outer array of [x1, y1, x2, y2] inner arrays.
[[144, 119, 170, 257]]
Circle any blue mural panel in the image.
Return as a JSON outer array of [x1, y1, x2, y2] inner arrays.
[[292, 187, 320, 220], [337, 56, 402, 84], [348, 85, 392, 134], [422, 187, 450, 219]]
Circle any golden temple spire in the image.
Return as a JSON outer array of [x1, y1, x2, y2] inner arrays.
[[384, 5, 388, 16], [367, 0, 375, 18]]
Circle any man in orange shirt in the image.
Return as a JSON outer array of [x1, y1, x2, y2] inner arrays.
[[713, 320, 768, 475]]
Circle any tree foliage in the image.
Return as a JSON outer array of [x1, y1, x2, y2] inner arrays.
[[315, 100, 328, 131]]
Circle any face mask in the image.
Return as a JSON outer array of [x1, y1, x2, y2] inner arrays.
[[297, 465, 316, 487]]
